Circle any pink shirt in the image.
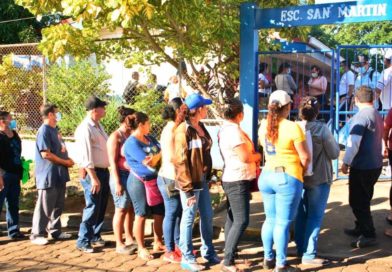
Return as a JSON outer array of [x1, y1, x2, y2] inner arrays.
[[308, 76, 327, 96]]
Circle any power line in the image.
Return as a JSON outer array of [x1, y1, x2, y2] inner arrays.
[[0, 16, 36, 24]]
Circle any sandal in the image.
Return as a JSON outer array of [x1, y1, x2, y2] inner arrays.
[[152, 242, 166, 252], [138, 248, 154, 261], [221, 265, 244, 272]]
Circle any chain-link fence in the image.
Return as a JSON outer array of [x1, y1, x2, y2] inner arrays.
[[0, 43, 167, 139]]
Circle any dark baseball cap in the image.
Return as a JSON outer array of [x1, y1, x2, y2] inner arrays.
[[85, 96, 107, 111]]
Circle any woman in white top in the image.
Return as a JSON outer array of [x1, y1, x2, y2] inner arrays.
[[218, 98, 262, 272], [157, 98, 184, 263]]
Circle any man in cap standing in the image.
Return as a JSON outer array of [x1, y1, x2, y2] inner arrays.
[[75, 96, 110, 253], [376, 50, 392, 111]]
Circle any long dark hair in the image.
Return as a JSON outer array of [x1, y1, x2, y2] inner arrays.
[[162, 97, 183, 121], [299, 96, 319, 121], [125, 112, 149, 130], [266, 101, 289, 144], [118, 106, 136, 123]]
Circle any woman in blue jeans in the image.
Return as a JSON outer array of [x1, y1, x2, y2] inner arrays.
[[173, 93, 220, 272], [258, 90, 311, 272], [294, 97, 339, 265], [123, 112, 164, 261], [218, 99, 262, 272], [157, 98, 183, 263]]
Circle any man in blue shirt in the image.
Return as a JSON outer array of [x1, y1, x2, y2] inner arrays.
[[30, 104, 74, 245], [342, 86, 383, 248]]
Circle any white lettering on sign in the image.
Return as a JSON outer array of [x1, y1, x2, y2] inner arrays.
[[307, 7, 331, 20], [281, 10, 300, 21], [338, 4, 387, 18]]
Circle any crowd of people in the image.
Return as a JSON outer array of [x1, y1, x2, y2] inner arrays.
[[0, 79, 392, 271]]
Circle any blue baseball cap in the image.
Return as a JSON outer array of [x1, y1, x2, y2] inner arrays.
[[185, 93, 212, 110]]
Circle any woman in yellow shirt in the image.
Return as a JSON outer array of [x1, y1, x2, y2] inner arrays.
[[258, 90, 311, 272]]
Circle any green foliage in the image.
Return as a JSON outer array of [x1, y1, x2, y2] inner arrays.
[[312, 22, 392, 48], [16, 0, 311, 107], [131, 87, 166, 138], [46, 60, 111, 136], [0, 0, 41, 44], [0, 54, 43, 133], [100, 97, 123, 136]]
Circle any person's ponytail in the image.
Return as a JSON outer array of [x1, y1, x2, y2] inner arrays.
[[266, 101, 288, 144]]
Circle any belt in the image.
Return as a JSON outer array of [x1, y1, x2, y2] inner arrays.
[[95, 167, 109, 172]]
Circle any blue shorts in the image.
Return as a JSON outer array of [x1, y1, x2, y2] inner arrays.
[[128, 173, 164, 217], [110, 170, 132, 209]]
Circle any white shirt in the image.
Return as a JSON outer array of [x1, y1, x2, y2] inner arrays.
[[258, 73, 271, 94], [74, 117, 109, 169], [377, 66, 392, 110], [339, 70, 355, 96], [218, 121, 256, 182], [166, 83, 182, 101], [158, 121, 176, 180]]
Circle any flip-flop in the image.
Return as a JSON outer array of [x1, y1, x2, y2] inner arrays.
[[138, 248, 154, 261]]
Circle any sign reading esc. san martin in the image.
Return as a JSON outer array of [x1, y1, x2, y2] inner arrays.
[[255, 0, 392, 29]]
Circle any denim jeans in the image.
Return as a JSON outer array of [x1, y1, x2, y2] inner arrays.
[[128, 173, 164, 217], [157, 176, 182, 252], [179, 179, 216, 262], [109, 170, 132, 209], [222, 181, 250, 266], [77, 168, 110, 247], [294, 183, 331, 260], [259, 171, 303, 267], [0, 173, 21, 238]]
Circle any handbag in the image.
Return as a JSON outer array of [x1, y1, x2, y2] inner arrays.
[[131, 170, 163, 206]]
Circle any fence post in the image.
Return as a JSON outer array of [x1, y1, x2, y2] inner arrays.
[[240, 2, 259, 146]]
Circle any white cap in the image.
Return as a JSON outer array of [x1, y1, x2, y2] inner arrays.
[[385, 50, 392, 60], [268, 90, 292, 107]]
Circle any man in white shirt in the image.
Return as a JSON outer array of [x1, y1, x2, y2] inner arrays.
[[353, 54, 381, 109], [376, 50, 392, 111], [339, 60, 355, 110], [75, 96, 110, 253]]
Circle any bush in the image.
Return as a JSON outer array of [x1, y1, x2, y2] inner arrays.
[[131, 86, 166, 138], [46, 60, 112, 136]]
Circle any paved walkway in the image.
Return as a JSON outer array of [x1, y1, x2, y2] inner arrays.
[[0, 180, 391, 271]]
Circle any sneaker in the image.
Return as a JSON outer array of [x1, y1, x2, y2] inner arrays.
[[116, 246, 133, 255], [53, 232, 72, 240], [91, 237, 106, 247], [301, 258, 330, 265], [163, 251, 182, 263], [351, 235, 377, 248], [273, 265, 301, 272], [344, 222, 361, 237], [77, 244, 94, 253], [202, 255, 221, 265], [263, 258, 276, 270], [31, 237, 49, 246], [181, 261, 204, 272], [10, 232, 25, 240]]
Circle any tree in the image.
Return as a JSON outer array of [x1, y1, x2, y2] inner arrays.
[[0, 0, 41, 44], [15, 0, 310, 110]]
